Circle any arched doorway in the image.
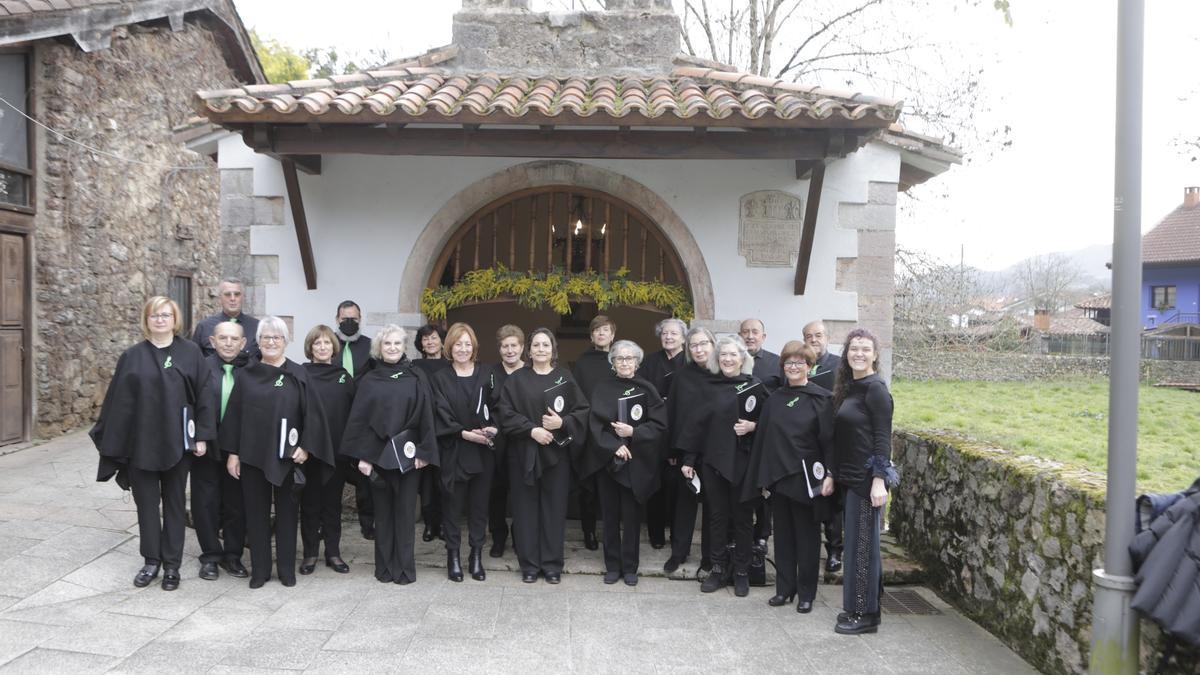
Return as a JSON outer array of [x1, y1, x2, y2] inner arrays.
[[426, 186, 691, 363]]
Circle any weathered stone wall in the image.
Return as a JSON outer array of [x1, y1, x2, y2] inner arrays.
[[32, 20, 241, 436], [891, 430, 1199, 674], [895, 350, 1200, 384]]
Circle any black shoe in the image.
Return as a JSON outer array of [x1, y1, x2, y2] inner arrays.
[[361, 523, 375, 541], [545, 572, 561, 584], [396, 575, 415, 585], [797, 600, 814, 614], [326, 557, 350, 574], [623, 573, 638, 587], [701, 564, 726, 593], [468, 547, 486, 581], [649, 532, 666, 549], [768, 593, 796, 607], [699, 558, 713, 573], [423, 525, 436, 542], [583, 530, 599, 551], [826, 552, 843, 573], [199, 562, 219, 581], [603, 570, 620, 585], [133, 563, 161, 588], [522, 571, 538, 583], [220, 559, 249, 578], [447, 550, 464, 582], [835, 613, 880, 635], [733, 571, 750, 597], [249, 577, 267, 589], [161, 568, 180, 591], [489, 537, 506, 558], [299, 557, 318, 575], [280, 576, 297, 587], [663, 555, 683, 573]]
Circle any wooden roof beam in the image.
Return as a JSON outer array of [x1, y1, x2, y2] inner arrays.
[[280, 158, 318, 290], [794, 162, 826, 295]]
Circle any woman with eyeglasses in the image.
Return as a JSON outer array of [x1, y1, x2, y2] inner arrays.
[[91, 296, 213, 592], [742, 340, 834, 614], [221, 317, 334, 588]]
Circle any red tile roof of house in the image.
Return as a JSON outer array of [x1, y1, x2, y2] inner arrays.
[[1143, 200, 1200, 265]]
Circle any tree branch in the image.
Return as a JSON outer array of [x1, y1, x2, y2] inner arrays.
[[773, 0, 884, 79]]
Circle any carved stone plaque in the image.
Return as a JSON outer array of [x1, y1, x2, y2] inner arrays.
[[738, 190, 803, 267]]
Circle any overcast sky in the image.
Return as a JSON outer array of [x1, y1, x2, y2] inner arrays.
[[233, 0, 1200, 271]]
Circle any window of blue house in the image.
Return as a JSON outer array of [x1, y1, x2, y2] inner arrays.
[[1151, 285, 1176, 311]]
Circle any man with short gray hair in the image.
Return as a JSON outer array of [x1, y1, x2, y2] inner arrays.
[[739, 317, 781, 393], [192, 279, 259, 357]]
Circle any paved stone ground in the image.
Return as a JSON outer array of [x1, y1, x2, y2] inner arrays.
[[0, 431, 1037, 674]]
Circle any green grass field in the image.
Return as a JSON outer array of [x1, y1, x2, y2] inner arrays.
[[892, 379, 1200, 494]]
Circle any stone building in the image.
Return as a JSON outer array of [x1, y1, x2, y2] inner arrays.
[[0, 0, 263, 444]]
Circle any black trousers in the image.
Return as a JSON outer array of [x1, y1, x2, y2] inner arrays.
[[488, 444, 510, 545], [597, 470, 641, 574], [772, 494, 821, 602], [843, 490, 884, 615], [669, 465, 710, 563], [824, 485, 845, 556], [372, 467, 421, 583], [644, 462, 672, 544], [241, 463, 298, 584], [419, 465, 443, 532], [576, 472, 598, 535], [753, 498, 773, 542], [509, 453, 570, 576], [352, 468, 374, 531], [442, 453, 494, 551], [702, 463, 754, 572], [300, 458, 346, 559], [190, 454, 245, 564], [129, 453, 191, 570]]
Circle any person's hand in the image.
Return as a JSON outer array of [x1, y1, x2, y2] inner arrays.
[[870, 476, 888, 508], [482, 426, 498, 438], [611, 421, 633, 438], [681, 465, 695, 479], [615, 446, 632, 461], [531, 428, 554, 445], [194, 441, 207, 458], [542, 408, 563, 430], [357, 460, 373, 477], [733, 419, 756, 436], [292, 447, 309, 464], [821, 476, 835, 497], [462, 429, 490, 445], [226, 454, 241, 479], [415, 458, 429, 470]]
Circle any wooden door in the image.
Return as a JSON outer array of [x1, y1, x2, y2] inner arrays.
[[0, 233, 25, 444]]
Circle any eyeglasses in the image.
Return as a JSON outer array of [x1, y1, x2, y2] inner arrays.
[[688, 340, 711, 350], [259, 335, 285, 344], [148, 313, 174, 321], [783, 361, 810, 370], [613, 356, 638, 363]]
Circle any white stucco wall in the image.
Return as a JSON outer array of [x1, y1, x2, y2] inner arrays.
[[216, 136, 901, 361]]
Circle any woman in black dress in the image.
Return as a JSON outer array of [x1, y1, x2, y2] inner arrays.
[[582, 340, 668, 586], [486, 324, 525, 557], [680, 335, 763, 597], [412, 323, 449, 542], [299, 324, 356, 576], [832, 327, 897, 634], [431, 322, 497, 582], [340, 324, 439, 585], [496, 328, 589, 584], [663, 325, 715, 573], [221, 316, 334, 588], [743, 341, 834, 613], [91, 296, 212, 591]]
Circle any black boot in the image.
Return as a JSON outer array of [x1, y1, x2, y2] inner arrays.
[[469, 547, 486, 581], [701, 562, 727, 593], [489, 529, 507, 558], [583, 529, 599, 551], [447, 550, 464, 582], [733, 569, 750, 597]]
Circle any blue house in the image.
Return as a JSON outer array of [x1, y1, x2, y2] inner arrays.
[[1143, 187, 1200, 328]]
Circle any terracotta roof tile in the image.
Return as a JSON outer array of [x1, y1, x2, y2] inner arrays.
[[1075, 294, 1111, 310], [1143, 202, 1200, 265]]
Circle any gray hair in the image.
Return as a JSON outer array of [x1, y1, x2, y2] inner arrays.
[[655, 317, 687, 338], [219, 278, 244, 290], [684, 326, 716, 365], [709, 335, 754, 376], [256, 316, 290, 345], [370, 324, 408, 360], [608, 339, 644, 367]]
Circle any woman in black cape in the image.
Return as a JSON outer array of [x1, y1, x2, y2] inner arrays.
[[582, 339, 667, 586], [221, 316, 335, 588], [430, 322, 497, 582], [299, 324, 357, 576], [742, 340, 834, 613], [679, 334, 764, 597], [486, 324, 526, 558], [637, 317, 686, 550], [340, 324, 439, 584], [412, 323, 449, 542], [496, 327, 589, 584], [91, 296, 213, 591]]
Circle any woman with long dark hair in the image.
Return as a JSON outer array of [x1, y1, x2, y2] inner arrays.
[[831, 327, 897, 634], [412, 323, 448, 543]]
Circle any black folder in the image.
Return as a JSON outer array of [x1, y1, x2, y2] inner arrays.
[[385, 428, 420, 473], [735, 381, 764, 422], [181, 405, 197, 453], [542, 380, 574, 446], [616, 391, 647, 427]]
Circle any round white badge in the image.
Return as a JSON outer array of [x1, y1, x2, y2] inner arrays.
[[403, 441, 417, 459], [630, 404, 644, 421], [553, 395, 565, 413], [813, 461, 825, 480], [744, 395, 757, 413], [187, 419, 196, 438], [288, 428, 299, 446]]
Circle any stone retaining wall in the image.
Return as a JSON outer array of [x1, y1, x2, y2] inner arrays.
[[894, 351, 1200, 384], [890, 430, 1198, 674]]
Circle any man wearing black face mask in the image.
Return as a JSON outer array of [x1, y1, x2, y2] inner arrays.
[[335, 300, 375, 539]]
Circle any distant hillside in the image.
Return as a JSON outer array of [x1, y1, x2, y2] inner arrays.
[[979, 243, 1113, 290]]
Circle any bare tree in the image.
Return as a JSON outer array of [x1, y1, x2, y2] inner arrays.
[[1012, 253, 1084, 312], [894, 247, 1018, 352]]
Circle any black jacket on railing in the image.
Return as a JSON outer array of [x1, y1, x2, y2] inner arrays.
[[1130, 477, 1200, 648]]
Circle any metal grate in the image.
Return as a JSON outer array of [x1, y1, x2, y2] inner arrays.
[[880, 589, 942, 615]]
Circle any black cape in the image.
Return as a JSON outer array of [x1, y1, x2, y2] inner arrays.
[[339, 357, 439, 471], [674, 369, 763, 483], [431, 362, 497, 488], [742, 382, 834, 515], [582, 374, 668, 503], [751, 348, 783, 394], [497, 366, 588, 485], [198, 351, 250, 461], [218, 357, 334, 487], [637, 349, 684, 401], [412, 357, 451, 378], [303, 362, 357, 471], [665, 362, 714, 457], [571, 347, 613, 400], [90, 337, 214, 484]]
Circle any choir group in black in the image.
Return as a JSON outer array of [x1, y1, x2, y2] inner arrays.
[[92, 278, 898, 635]]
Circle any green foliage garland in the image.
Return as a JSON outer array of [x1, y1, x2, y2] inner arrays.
[[421, 265, 694, 323]]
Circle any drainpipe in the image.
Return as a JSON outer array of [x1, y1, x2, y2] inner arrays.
[[1089, 0, 1143, 672]]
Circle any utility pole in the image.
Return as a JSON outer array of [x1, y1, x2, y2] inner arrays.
[[1089, 0, 1143, 672]]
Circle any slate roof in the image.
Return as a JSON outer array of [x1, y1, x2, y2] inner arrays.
[[1143, 199, 1200, 265]]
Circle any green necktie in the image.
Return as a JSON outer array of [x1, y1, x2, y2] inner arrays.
[[342, 342, 354, 378], [220, 364, 234, 421]]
